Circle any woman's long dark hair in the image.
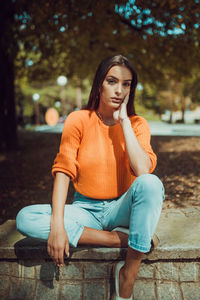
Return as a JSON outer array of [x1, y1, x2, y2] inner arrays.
[[85, 54, 138, 116]]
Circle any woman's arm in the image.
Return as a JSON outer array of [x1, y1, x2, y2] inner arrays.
[[120, 118, 151, 176], [47, 172, 70, 266], [113, 95, 151, 176]]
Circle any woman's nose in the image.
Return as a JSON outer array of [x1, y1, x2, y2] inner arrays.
[[115, 84, 122, 94]]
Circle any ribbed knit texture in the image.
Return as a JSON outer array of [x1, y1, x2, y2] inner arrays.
[[52, 110, 157, 199]]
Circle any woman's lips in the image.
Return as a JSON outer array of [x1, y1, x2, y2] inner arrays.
[[111, 97, 123, 103]]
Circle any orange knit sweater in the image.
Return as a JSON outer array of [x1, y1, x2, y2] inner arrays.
[[52, 110, 157, 199]]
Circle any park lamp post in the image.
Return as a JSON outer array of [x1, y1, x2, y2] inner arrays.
[[57, 75, 68, 116], [32, 93, 40, 125]]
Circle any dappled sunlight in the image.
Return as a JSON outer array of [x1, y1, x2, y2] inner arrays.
[[151, 136, 200, 209], [156, 137, 200, 153]]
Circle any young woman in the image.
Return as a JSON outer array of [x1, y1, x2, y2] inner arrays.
[[16, 54, 165, 299]]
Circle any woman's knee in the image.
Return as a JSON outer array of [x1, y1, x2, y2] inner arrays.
[[16, 206, 29, 233], [16, 205, 36, 235], [133, 174, 165, 204], [134, 174, 163, 191]]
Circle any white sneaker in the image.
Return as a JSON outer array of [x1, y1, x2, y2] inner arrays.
[[112, 261, 133, 300]]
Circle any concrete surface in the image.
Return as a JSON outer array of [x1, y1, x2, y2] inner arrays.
[[0, 208, 200, 300], [0, 208, 200, 260]]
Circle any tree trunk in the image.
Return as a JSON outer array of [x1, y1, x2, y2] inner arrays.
[[0, 52, 18, 150], [168, 111, 173, 124], [180, 96, 186, 123], [0, 1, 18, 150], [181, 108, 185, 123]]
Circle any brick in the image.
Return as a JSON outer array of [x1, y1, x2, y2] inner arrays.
[[11, 261, 22, 277], [133, 280, 155, 300], [60, 262, 83, 280], [35, 280, 59, 300], [11, 261, 35, 279], [35, 262, 57, 280], [107, 262, 114, 278], [0, 275, 10, 299], [137, 263, 154, 279], [179, 263, 199, 282], [83, 281, 106, 300], [0, 262, 11, 275], [23, 265, 36, 279], [155, 262, 179, 281], [108, 279, 115, 300], [9, 277, 35, 300], [60, 283, 82, 300], [84, 262, 107, 279], [157, 282, 181, 300], [181, 283, 200, 300]]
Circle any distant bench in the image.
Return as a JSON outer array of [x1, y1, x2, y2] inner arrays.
[[0, 208, 200, 300]]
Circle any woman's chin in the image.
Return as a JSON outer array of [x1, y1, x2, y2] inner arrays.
[[111, 101, 121, 108]]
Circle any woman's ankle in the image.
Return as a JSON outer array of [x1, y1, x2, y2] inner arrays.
[[120, 265, 136, 285], [119, 266, 135, 298], [110, 231, 128, 247]]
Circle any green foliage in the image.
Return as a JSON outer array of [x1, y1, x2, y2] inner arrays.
[[15, 76, 91, 119], [7, 0, 200, 123], [13, 0, 200, 82]]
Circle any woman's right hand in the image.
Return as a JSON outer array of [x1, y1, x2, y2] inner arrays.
[[47, 223, 69, 266]]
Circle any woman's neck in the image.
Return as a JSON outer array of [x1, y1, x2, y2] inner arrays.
[[96, 109, 117, 126], [97, 102, 115, 119]]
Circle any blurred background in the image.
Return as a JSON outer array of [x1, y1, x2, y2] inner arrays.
[[0, 0, 200, 222], [1, 0, 200, 149]]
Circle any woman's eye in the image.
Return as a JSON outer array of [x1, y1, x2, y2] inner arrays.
[[107, 79, 116, 85], [124, 82, 131, 87]]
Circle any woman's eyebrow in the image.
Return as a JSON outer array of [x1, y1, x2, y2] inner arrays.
[[107, 75, 132, 81]]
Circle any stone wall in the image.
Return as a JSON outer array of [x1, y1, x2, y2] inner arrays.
[[1, 207, 200, 300], [0, 258, 200, 299]]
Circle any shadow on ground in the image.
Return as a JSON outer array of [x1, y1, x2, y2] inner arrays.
[[0, 131, 199, 224]]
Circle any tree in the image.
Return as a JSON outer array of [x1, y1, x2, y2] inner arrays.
[[1, 0, 200, 149], [0, 0, 18, 149]]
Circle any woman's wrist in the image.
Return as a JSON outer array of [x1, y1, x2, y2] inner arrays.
[[120, 117, 130, 125], [51, 214, 64, 227]]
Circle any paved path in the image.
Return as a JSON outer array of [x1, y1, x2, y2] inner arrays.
[[149, 121, 200, 136], [34, 121, 200, 136]]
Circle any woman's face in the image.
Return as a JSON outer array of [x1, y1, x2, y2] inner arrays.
[[99, 65, 132, 113]]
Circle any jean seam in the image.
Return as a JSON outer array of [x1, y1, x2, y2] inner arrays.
[[128, 240, 150, 253], [70, 224, 84, 247]]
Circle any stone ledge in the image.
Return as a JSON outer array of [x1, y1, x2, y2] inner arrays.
[[0, 208, 200, 261], [1, 209, 200, 300]]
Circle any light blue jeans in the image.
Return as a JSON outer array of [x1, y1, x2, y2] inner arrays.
[[16, 174, 165, 253]]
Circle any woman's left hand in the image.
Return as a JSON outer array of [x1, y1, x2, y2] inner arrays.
[[113, 94, 129, 123]]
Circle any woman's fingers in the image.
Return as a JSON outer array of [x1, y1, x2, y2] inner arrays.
[[65, 242, 70, 258], [47, 244, 64, 266], [119, 102, 128, 120], [47, 243, 54, 261], [113, 94, 129, 122], [123, 94, 129, 105], [57, 247, 65, 265], [113, 110, 119, 121], [47, 244, 51, 256], [47, 229, 69, 266]]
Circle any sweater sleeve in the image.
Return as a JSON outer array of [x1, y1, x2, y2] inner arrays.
[[52, 112, 82, 180], [132, 116, 157, 173]]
